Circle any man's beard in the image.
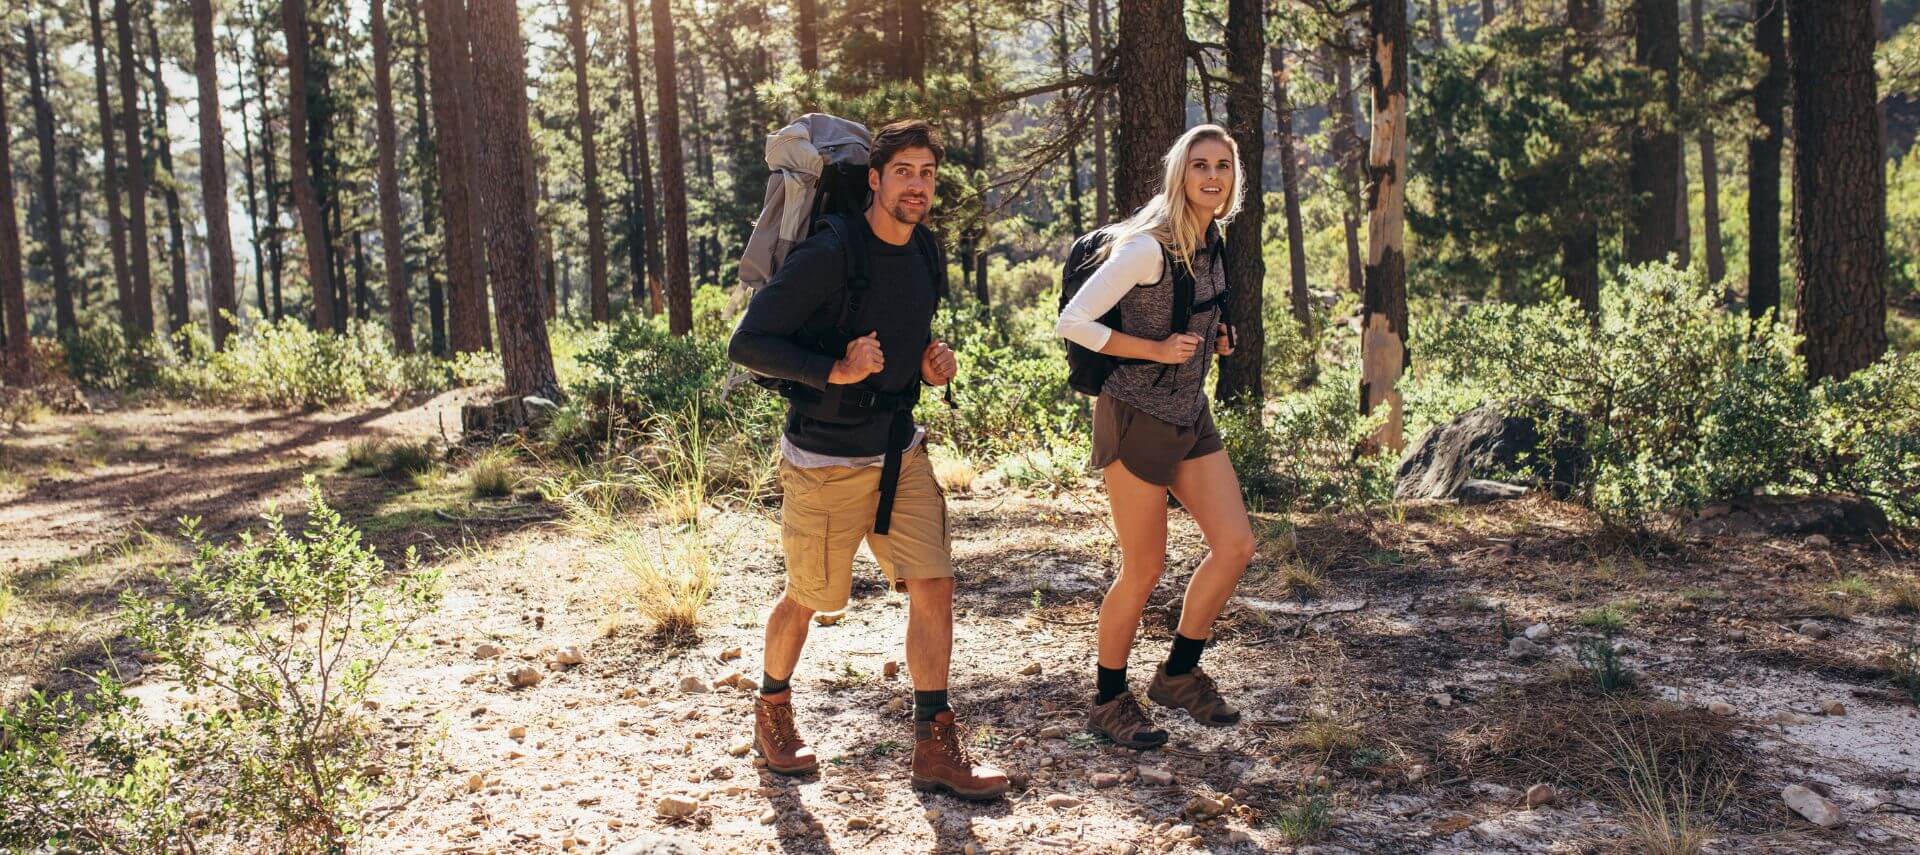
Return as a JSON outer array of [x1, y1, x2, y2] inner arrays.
[[888, 196, 929, 225]]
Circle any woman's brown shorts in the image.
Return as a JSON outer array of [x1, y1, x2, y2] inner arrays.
[[1090, 392, 1223, 487]]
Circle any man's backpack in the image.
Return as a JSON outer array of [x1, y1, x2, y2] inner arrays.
[[1058, 226, 1233, 397], [738, 114, 875, 292]]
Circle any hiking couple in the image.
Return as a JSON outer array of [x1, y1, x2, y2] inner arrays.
[[729, 119, 1254, 801]]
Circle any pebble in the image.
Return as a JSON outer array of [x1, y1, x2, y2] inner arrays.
[[473, 643, 503, 659], [679, 675, 710, 694], [1821, 700, 1847, 717], [1523, 623, 1553, 641], [847, 817, 873, 830], [715, 671, 744, 689], [1137, 766, 1174, 786], [1090, 772, 1124, 789], [508, 666, 543, 688], [1167, 824, 1195, 840], [1020, 662, 1043, 676], [1708, 701, 1735, 716], [720, 647, 743, 661], [727, 741, 752, 757], [1525, 783, 1556, 808], [883, 661, 899, 678], [1798, 621, 1832, 640], [924, 808, 941, 822], [465, 773, 485, 793], [1426, 693, 1454, 709], [1782, 784, 1845, 828], [1044, 793, 1081, 808], [1038, 724, 1068, 739], [656, 795, 699, 818], [1805, 534, 1832, 549], [758, 809, 778, 825], [1227, 829, 1253, 845], [550, 646, 584, 667], [1183, 794, 1226, 819], [1505, 636, 1543, 658], [814, 613, 841, 626], [508, 725, 528, 741]]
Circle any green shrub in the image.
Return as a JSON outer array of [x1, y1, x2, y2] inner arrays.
[[569, 313, 732, 424], [344, 437, 439, 479], [60, 316, 169, 391], [467, 447, 519, 498], [919, 302, 1089, 461], [1218, 361, 1396, 512]]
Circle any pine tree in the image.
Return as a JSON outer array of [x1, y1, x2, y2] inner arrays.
[[371, 0, 415, 351], [1216, 0, 1266, 406], [191, 0, 240, 347], [650, 0, 693, 335]]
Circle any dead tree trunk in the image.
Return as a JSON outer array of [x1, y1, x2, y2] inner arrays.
[[1362, 0, 1411, 453]]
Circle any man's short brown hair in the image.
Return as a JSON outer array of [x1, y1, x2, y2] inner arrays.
[[869, 119, 945, 172]]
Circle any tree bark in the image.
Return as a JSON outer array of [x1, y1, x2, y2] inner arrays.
[[1363, 0, 1411, 453], [1090, 0, 1110, 224], [797, 0, 818, 72], [143, 11, 194, 341], [1743, 0, 1785, 298], [651, 0, 694, 334], [370, 0, 416, 351], [87, 0, 136, 335], [252, 13, 285, 321], [1332, 51, 1366, 295], [1561, 0, 1602, 315], [901, 0, 927, 85], [1272, 46, 1311, 333], [621, 0, 666, 315], [423, 0, 492, 351], [1692, 0, 1725, 290], [283, 0, 336, 331], [25, 23, 77, 343], [229, 17, 269, 321], [1058, 1, 1084, 236], [114, 0, 156, 335], [1626, 0, 1682, 265], [1216, 0, 1265, 407], [1114, 0, 1187, 214], [0, 69, 29, 379], [404, 0, 446, 354], [189, 0, 239, 347], [467, 0, 560, 397], [1788, 0, 1887, 380], [569, 0, 611, 323]]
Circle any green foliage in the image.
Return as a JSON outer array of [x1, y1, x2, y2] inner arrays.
[[345, 437, 439, 479], [1, 481, 440, 853], [60, 317, 170, 392], [1886, 147, 1920, 303], [569, 312, 734, 425], [1218, 361, 1396, 512], [919, 302, 1090, 461]]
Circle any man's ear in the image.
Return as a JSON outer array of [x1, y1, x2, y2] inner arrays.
[[868, 166, 880, 194]]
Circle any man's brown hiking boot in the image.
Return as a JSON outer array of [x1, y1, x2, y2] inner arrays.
[[754, 689, 818, 775], [910, 711, 1009, 801], [1146, 664, 1241, 726], [1087, 690, 1170, 749]]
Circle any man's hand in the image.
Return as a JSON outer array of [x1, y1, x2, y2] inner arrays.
[[1215, 323, 1235, 356], [921, 341, 958, 386], [829, 332, 884, 385]]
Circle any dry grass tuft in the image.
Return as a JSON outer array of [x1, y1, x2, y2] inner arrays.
[[466, 447, 519, 498], [930, 448, 978, 494], [603, 528, 715, 645], [1882, 576, 1920, 615]]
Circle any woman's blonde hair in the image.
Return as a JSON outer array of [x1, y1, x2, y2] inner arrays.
[[1097, 124, 1244, 271]]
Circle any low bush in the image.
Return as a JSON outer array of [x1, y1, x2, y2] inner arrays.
[[1218, 361, 1397, 512], [919, 302, 1089, 461]]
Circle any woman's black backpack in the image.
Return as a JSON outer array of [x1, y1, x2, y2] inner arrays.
[[1057, 228, 1230, 396]]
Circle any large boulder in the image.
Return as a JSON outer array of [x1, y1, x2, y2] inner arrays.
[[1396, 402, 1587, 502], [1683, 494, 1889, 540], [460, 395, 559, 441]]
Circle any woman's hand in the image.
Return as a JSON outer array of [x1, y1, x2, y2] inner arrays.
[[1154, 333, 1203, 365], [1215, 323, 1235, 356]]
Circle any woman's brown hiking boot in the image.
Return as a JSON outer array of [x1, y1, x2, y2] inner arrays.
[[910, 711, 1009, 801], [1146, 664, 1241, 726], [754, 689, 818, 775], [1086, 690, 1170, 749]]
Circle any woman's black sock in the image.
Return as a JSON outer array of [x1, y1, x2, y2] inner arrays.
[[1096, 665, 1129, 705], [1165, 632, 1207, 676], [761, 672, 791, 696], [913, 689, 951, 722]]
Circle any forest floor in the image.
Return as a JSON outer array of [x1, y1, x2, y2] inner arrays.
[[3, 395, 1920, 854]]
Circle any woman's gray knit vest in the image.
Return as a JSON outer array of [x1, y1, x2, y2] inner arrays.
[[1100, 239, 1227, 428]]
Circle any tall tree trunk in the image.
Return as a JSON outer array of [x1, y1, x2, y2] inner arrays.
[[621, 0, 666, 315], [1788, 0, 1887, 380], [468, 0, 560, 397], [1429, 0, 1448, 45], [651, 0, 694, 334], [88, 0, 135, 335], [1114, 0, 1187, 214], [1090, 0, 1111, 224], [1216, 0, 1266, 407], [966, 1, 988, 305], [901, 0, 927, 85], [143, 12, 194, 340], [189, 0, 238, 347], [114, 0, 156, 335], [1333, 52, 1366, 295], [1058, 1, 1084, 236], [230, 18, 268, 321], [1562, 0, 1602, 314], [1691, 0, 1725, 290], [352, 230, 370, 321], [0, 70, 29, 379], [423, 0, 492, 351], [25, 24, 77, 343], [253, 19, 285, 321], [405, 0, 446, 354], [1626, 0, 1681, 265], [283, 0, 336, 331], [369, 0, 416, 351], [1481, 0, 1496, 37], [797, 0, 818, 72], [1272, 46, 1311, 333], [569, 0, 611, 323], [1751, 0, 1789, 318], [1363, 0, 1411, 453]]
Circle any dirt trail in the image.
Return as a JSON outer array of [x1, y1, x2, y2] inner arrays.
[[5, 397, 1919, 854]]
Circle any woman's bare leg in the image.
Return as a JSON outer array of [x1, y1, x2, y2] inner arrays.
[[1096, 461, 1170, 669], [1167, 450, 1255, 640]]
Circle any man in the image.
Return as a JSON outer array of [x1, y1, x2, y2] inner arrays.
[[728, 120, 1007, 801]]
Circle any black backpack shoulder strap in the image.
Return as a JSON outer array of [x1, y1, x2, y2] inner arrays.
[[912, 224, 947, 306], [820, 213, 872, 337], [1167, 245, 1196, 335]]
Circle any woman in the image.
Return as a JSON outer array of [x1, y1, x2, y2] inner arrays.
[[1056, 125, 1256, 749]]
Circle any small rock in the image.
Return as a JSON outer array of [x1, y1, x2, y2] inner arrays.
[[1797, 621, 1832, 640], [758, 808, 778, 825], [727, 741, 752, 757], [1805, 534, 1832, 550], [814, 613, 840, 626], [1820, 700, 1847, 717], [1426, 693, 1454, 709], [620, 687, 639, 699], [924, 808, 941, 822], [1167, 824, 1195, 840], [1044, 793, 1081, 809], [847, 817, 873, 830], [465, 773, 485, 793], [1137, 766, 1174, 786], [679, 675, 709, 694], [508, 666, 543, 688], [473, 643, 504, 659], [1506, 636, 1543, 658], [508, 725, 528, 741], [1782, 784, 1845, 828], [1038, 725, 1068, 739], [1020, 662, 1043, 676], [883, 661, 899, 679], [655, 795, 699, 818], [1525, 783, 1556, 809], [714, 671, 744, 689], [1183, 794, 1226, 819], [1523, 623, 1553, 641], [708, 765, 732, 780], [734, 676, 759, 692], [1090, 772, 1124, 789], [550, 646, 585, 667], [1406, 763, 1429, 782], [720, 647, 743, 661], [1708, 701, 1735, 716], [1227, 829, 1254, 845]]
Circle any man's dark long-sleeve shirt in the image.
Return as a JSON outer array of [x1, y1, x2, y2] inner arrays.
[[728, 217, 938, 458]]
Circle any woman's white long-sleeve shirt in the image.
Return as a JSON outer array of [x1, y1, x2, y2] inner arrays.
[[1055, 232, 1165, 352]]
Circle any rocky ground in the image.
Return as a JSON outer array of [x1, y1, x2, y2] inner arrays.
[[3, 396, 1918, 854]]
